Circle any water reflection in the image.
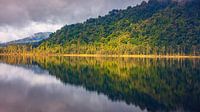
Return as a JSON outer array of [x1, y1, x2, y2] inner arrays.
[[0, 63, 144, 112], [0, 56, 200, 112]]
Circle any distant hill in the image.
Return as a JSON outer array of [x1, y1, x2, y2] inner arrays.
[[36, 0, 199, 55], [1, 32, 52, 46]]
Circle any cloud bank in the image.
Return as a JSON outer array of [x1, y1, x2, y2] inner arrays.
[[0, 0, 146, 42]]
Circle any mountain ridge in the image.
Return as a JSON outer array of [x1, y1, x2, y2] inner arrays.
[[1, 32, 52, 47]]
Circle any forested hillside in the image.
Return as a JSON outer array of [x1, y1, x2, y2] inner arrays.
[[1, 0, 200, 55]]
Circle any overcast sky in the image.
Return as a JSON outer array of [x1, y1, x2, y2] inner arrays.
[[0, 0, 146, 42]]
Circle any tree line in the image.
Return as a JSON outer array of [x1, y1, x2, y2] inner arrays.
[[0, 44, 199, 56]]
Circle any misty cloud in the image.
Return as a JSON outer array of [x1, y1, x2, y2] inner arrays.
[[0, 0, 145, 42], [0, 0, 145, 27]]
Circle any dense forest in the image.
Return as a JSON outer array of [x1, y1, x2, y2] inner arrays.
[[0, 0, 200, 55]]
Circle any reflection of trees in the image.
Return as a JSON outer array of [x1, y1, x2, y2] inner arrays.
[[0, 56, 200, 112]]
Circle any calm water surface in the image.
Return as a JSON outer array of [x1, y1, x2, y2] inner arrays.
[[0, 56, 199, 112]]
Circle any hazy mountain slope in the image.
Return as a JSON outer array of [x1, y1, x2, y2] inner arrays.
[[2, 32, 52, 46]]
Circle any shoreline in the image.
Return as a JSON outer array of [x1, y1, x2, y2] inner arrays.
[[0, 53, 200, 58]]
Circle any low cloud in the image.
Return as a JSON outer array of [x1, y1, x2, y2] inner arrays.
[[0, 22, 62, 42], [0, 0, 145, 42]]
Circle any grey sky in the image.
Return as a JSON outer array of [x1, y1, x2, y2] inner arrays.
[[0, 0, 146, 42]]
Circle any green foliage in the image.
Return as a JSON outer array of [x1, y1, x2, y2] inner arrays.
[[36, 0, 200, 55]]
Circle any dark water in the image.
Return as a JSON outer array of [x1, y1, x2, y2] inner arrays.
[[0, 56, 199, 112]]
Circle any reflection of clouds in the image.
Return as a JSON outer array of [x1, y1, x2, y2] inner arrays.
[[0, 63, 146, 112], [0, 63, 60, 86]]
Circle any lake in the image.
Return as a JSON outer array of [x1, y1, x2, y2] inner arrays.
[[0, 56, 199, 112]]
